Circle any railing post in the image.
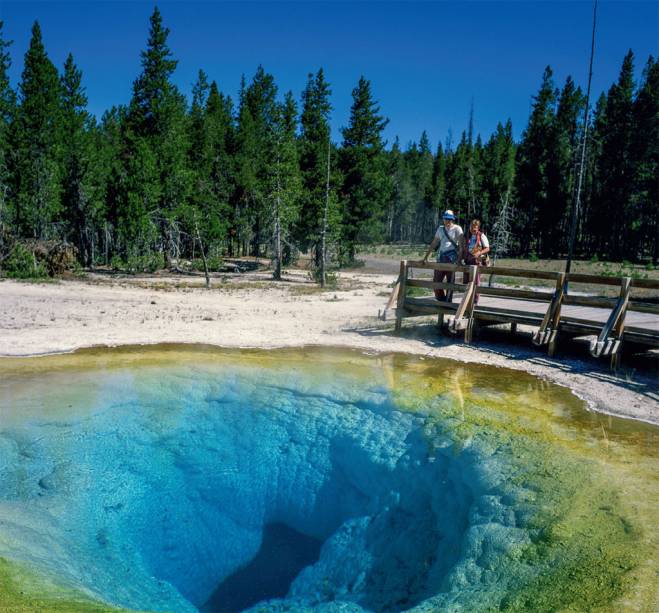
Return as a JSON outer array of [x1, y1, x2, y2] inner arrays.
[[533, 272, 565, 356], [450, 264, 477, 341], [590, 276, 631, 368], [394, 260, 408, 332], [379, 269, 402, 321]]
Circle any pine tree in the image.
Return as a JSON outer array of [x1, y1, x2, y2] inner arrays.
[[271, 92, 302, 279], [186, 71, 233, 261], [428, 141, 446, 232], [0, 21, 15, 243], [121, 6, 189, 263], [515, 66, 556, 255], [204, 81, 234, 250], [481, 120, 515, 232], [12, 21, 62, 239], [630, 56, 658, 262], [234, 66, 278, 256], [583, 92, 608, 256], [60, 53, 104, 265], [339, 76, 389, 262], [445, 130, 471, 225], [387, 137, 414, 242], [599, 50, 636, 260], [296, 68, 340, 267], [543, 76, 584, 257], [415, 130, 435, 240]]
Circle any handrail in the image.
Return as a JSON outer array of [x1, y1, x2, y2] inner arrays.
[[406, 260, 473, 274], [486, 266, 562, 280], [384, 262, 658, 367]]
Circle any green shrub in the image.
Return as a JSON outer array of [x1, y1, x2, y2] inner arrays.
[[2, 244, 47, 279], [529, 252, 539, 263], [309, 267, 339, 288], [645, 262, 655, 271], [590, 254, 599, 264], [127, 253, 164, 273], [110, 255, 125, 271], [111, 253, 164, 274], [191, 255, 224, 272]]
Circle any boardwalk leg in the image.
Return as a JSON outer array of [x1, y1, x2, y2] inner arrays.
[[611, 351, 621, 371], [437, 313, 444, 330], [548, 334, 558, 357], [464, 318, 473, 344], [511, 322, 517, 334], [394, 260, 408, 333]]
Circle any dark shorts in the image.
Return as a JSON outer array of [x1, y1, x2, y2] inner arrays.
[[438, 250, 458, 264]]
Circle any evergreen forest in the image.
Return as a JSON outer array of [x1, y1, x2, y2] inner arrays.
[[0, 8, 657, 278]]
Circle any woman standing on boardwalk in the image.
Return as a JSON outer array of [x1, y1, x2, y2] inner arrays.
[[463, 219, 490, 303]]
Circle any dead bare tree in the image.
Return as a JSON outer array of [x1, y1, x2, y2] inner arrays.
[[319, 139, 331, 288], [272, 166, 283, 281], [192, 211, 210, 289], [488, 188, 514, 287], [565, 0, 598, 286]]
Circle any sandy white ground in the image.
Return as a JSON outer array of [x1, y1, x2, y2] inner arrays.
[[1, 270, 657, 425]]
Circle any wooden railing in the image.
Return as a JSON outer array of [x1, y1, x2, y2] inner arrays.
[[380, 261, 659, 368]]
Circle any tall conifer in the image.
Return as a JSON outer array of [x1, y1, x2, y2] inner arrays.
[[13, 21, 62, 238], [0, 21, 15, 241], [515, 66, 556, 254], [339, 76, 389, 262], [122, 6, 189, 263], [296, 69, 339, 266], [60, 53, 103, 264], [543, 76, 584, 257], [630, 56, 658, 262], [599, 51, 636, 259]]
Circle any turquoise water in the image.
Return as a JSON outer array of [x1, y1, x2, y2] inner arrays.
[[0, 347, 657, 612]]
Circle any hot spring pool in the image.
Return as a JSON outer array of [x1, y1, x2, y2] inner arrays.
[[0, 346, 657, 612]]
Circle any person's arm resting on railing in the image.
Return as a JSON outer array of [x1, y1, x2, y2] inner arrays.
[[422, 236, 440, 263]]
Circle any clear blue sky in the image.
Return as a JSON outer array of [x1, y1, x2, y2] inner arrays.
[[1, 1, 657, 149]]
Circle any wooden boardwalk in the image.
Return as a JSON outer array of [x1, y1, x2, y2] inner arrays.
[[381, 261, 659, 369]]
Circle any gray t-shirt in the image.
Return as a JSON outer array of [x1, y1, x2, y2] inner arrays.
[[434, 223, 463, 256]]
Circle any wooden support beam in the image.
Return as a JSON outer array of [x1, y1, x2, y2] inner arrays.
[[379, 272, 401, 321], [590, 277, 631, 361], [394, 260, 407, 332], [533, 272, 565, 352], [450, 265, 477, 340]]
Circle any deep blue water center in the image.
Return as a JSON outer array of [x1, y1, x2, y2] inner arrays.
[[0, 354, 532, 613]]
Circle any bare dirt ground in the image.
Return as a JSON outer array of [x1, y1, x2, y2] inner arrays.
[[1, 265, 657, 425]]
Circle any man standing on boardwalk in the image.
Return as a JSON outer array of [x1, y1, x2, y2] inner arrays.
[[422, 210, 465, 302]]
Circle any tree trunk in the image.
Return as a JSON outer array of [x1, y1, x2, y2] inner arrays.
[[193, 213, 210, 289], [320, 140, 331, 287]]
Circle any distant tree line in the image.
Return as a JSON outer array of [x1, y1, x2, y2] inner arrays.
[[0, 8, 656, 275]]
